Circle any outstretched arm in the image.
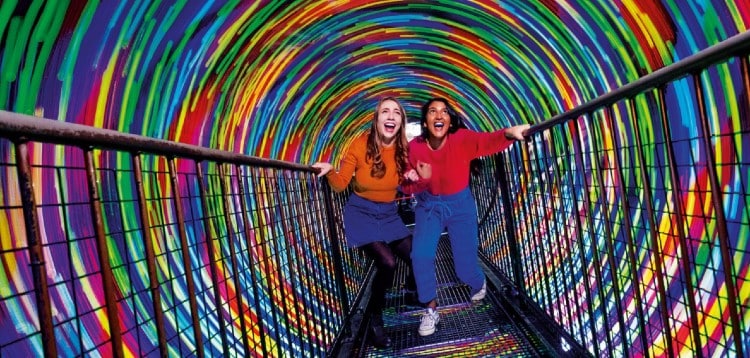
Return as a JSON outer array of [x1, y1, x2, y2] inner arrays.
[[465, 123, 530, 158], [312, 152, 357, 192], [504, 124, 530, 141]]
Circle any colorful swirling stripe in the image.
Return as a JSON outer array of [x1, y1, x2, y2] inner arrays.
[[1, 0, 749, 356], [0, 1, 744, 152]]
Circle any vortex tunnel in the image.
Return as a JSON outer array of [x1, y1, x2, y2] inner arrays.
[[6, 1, 749, 161], [1, 1, 749, 357]]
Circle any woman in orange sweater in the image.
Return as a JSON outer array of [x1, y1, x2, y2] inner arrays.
[[312, 97, 420, 348]]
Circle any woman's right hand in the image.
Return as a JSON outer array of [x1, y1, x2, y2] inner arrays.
[[504, 124, 530, 141], [404, 169, 420, 181], [312, 162, 333, 177]]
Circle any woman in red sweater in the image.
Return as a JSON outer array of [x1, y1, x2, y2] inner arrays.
[[406, 97, 529, 337], [312, 97, 418, 348]]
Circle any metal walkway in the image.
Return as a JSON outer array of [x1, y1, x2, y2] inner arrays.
[[339, 234, 587, 357]]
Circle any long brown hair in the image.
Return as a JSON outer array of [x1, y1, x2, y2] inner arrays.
[[367, 97, 409, 179]]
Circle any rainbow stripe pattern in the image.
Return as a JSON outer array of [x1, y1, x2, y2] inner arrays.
[[1, 1, 749, 356]]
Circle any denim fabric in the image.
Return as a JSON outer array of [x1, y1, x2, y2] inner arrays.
[[343, 193, 411, 248], [410, 187, 484, 304]]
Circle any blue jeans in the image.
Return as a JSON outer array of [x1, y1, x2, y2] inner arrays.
[[410, 187, 484, 304]]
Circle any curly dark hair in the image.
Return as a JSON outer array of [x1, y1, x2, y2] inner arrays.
[[419, 97, 482, 176], [419, 98, 462, 138]]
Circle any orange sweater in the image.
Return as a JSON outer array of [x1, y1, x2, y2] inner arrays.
[[326, 133, 400, 203]]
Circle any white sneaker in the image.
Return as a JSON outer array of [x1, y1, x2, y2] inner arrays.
[[471, 280, 486, 301], [418, 308, 440, 336]]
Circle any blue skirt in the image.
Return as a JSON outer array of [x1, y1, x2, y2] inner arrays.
[[343, 193, 411, 248]]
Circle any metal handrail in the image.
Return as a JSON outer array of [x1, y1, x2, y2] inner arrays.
[[499, 29, 750, 357], [526, 29, 750, 135], [0, 109, 315, 172]]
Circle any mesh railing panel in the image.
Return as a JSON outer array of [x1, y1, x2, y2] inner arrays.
[[0, 126, 366, 357], [475, 44, 750, 357]]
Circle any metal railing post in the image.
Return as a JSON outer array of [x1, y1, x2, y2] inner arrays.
[[495, 152, 525, 292], [603, 106, 649, 356], [235, 165, 269, 356], [217, 163, 251, 355], [626, 96, 674, 357], [588, 112, 630, 357], [132, 153, 168, 357], [196, 161, 230, 354], [692, 72, 744, 357], [319, 179, 351, 314], [560, 122, 600, 356], [84, 148, 124, 358], [167, 157, 205, 357], [14, 141, 58, 357]]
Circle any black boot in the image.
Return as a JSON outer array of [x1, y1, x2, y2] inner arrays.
[[369, 314, 392, 348]]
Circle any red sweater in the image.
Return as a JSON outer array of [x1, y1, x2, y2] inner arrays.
[[406, 128, 514, 195]]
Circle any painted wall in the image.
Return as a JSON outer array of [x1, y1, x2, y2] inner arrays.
[[1, 1, 749, 356], [1, 1, 747, 162]]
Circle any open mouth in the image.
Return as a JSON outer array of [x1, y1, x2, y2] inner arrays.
[[384, 122, 397, 132]]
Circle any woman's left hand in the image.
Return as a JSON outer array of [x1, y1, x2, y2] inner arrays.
[[504, 124, 530, 141]]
